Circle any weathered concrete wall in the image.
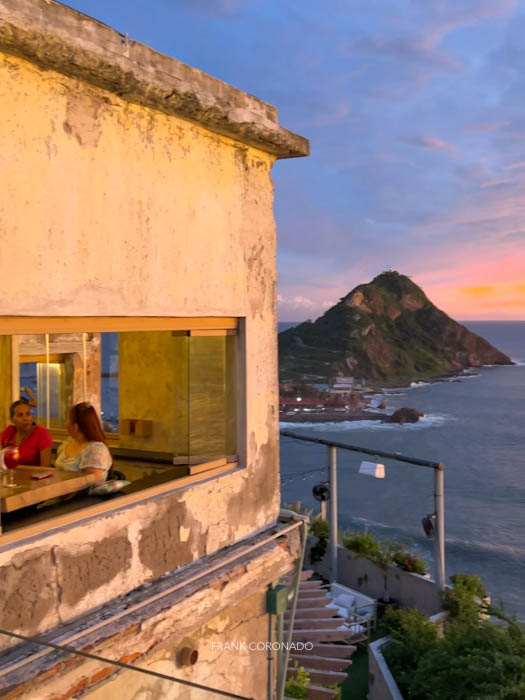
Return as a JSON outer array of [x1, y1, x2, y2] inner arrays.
[[0, 531, 300, 699], [0, 0, 308, 160], [81, 591, 269, 700], [0, 50, 279, 322], [0, 28, 283, 636], [0, 466, 281, 645], [368, 637, 403, 700], [0, 0, 307, 645]]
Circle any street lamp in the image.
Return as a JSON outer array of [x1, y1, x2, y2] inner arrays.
[[279, 429, 446, 594], [329, 456, 445, 593], [328, 455, 385, 583]]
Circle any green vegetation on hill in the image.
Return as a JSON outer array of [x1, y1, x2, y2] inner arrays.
[[278, 271, 512, 384]]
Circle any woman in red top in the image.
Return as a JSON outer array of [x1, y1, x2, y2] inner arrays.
[[1, 400, 53, 466]]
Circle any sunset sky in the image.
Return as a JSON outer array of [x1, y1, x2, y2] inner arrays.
[[66, 0, 525, 321]]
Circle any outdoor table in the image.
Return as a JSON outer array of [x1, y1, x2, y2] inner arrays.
[[0, 465, 97, 514]]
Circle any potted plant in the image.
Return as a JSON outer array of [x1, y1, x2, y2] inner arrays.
[[342, 531, 397, 615], [391, 545, 427, 575], [372, 541, 399, 617], [309, 515, 329, 563]]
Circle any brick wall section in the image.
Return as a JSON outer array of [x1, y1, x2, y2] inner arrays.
[[0, 528, 301, 699]]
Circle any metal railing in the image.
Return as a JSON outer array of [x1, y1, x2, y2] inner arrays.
[[280, 430, 446, 591]]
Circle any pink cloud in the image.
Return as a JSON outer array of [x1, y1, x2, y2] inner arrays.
[[402, 134, 455, 150], [464, 121, 509, 133], [504, 160, 525, 170]]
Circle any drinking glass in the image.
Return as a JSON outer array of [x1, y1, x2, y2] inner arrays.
[[4, 446, 20, 487]]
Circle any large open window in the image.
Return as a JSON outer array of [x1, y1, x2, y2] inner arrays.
[[0, 318, 240, 537]]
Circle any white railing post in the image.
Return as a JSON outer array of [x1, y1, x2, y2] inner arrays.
[[329, 445, 338, 583], [434, 466, 445, 591]]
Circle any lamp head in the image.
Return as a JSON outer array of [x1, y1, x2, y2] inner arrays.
[[358, 460, 385, 478], [422, 513, 435, 537], [312, 482, 330, 502]]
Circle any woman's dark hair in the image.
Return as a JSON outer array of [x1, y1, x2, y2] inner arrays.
[[10, 399, 30, 419], [70, 403, 107, 444]]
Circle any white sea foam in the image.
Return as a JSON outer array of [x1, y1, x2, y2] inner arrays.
[[353, 516, 397, 531], [409, 381, 431, 388], [279, 413, 453, 431], [279, 420, 385, 431]]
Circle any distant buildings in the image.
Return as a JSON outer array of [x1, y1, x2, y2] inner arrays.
[[279, 397, 350, 413]]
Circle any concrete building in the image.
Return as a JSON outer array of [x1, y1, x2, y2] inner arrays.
[[0, 1, 309, 698]]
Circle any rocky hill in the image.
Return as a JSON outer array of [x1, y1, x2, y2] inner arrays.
[[279, 271, 513, 385]]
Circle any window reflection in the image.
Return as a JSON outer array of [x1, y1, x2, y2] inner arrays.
[[13, 329, 236, 465], [189, 334, 236, 463]]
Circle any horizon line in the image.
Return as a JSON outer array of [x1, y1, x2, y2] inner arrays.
[[277, 318, 525, 325]]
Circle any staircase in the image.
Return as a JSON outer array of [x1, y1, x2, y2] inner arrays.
[[283, 570, 356, 700]]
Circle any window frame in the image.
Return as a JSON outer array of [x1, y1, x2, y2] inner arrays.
[[0, 316, 244, 542]]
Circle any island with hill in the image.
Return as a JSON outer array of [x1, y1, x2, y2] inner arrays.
[[278, 271, 513, 423]]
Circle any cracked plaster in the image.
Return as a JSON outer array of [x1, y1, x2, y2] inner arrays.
[[3, 537, 297, 700], [0, 0, 293, 652], [0, 0, 308, 159]]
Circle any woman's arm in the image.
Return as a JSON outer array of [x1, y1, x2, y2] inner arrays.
[[39, 447, 52, 467], [82, 443, 112, 481], [21, 387, 38, 408], [84, 466, 106, 480]]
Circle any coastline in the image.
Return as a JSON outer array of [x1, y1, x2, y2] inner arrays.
[[278, 366, 502, 425], [279, 408, 386, 423]]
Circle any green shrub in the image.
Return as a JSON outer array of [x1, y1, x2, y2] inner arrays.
[[309, 517, 329, 541], [309, 517, 329, 563], [391, 549, 427, 575], [284, 665, 310, 699], [408, 621, 525, 699], [342, 532, 427, 575], [383, 577, 525, 699], [322, 684, 341, 700], [342, 531, 381, 558], [382, 607, 439, 691], [449, 573, 487, 598], [442, 573, 489, 623]]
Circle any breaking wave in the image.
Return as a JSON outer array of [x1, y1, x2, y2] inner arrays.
[[279, 413, 453, 431]]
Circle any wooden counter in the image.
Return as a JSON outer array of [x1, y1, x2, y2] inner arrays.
[[0, 466, 97, 513]]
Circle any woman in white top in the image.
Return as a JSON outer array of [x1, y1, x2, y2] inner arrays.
[[55, 402, 112, 482]]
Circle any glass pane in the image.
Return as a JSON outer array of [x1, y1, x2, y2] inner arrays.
[[118, 331, 189, 459], [189, 334, 236, 464], [36, 361, 63, 427], [17, 333, 96, 430], [2, 325, 238, 534], [19, 360, 38, 408], [101, 332, 119, 432]]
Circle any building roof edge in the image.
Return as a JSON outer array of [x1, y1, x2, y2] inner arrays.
[[0, 0, 309, 159]]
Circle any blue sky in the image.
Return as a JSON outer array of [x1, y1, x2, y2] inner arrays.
[[63, 0, 525, 320]]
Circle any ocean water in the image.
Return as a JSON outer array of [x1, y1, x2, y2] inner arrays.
[[280, 321, 525, 619]]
